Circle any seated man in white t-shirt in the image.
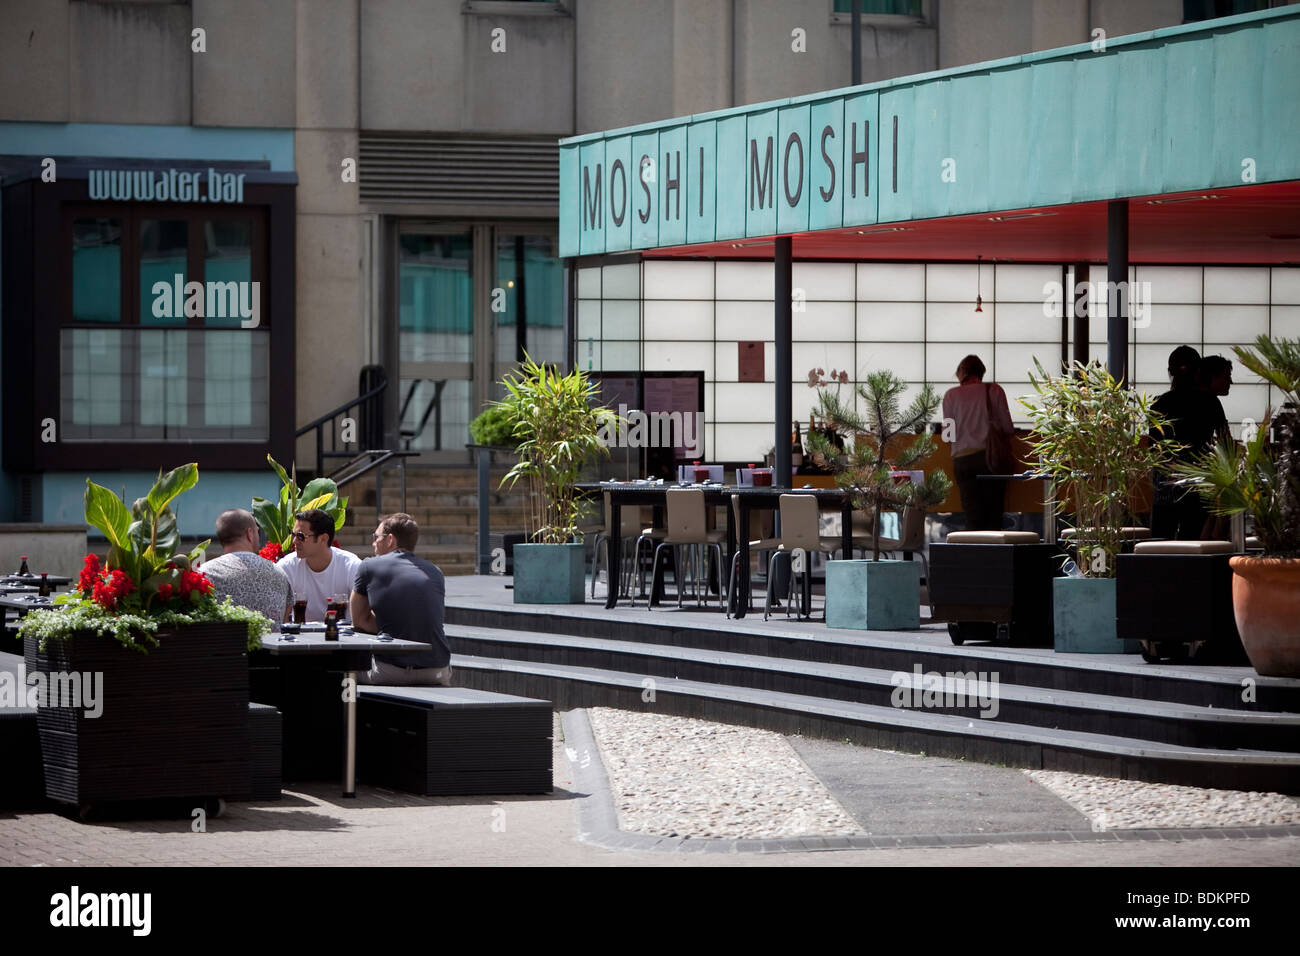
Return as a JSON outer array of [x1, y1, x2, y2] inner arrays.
[[275, 508, 362, 622]]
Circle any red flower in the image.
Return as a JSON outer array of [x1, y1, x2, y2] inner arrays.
[[178, 569, 214, 599], [157, 582, 175, 601], [258, 541, 283, 562], [78, 554, 102, 596]]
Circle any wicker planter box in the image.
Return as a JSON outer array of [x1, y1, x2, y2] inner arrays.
[[27, 622, 250, 810]]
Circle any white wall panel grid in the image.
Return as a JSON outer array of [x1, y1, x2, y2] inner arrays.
[[857, 301, 926, 342], [644, 260, 714, 299], [858, 263, 925, 301]]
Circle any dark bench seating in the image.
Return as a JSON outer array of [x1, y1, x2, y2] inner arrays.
[[357, 686, 553, 796], [247, 702, 283, 801], [0, 708, 45, 810]]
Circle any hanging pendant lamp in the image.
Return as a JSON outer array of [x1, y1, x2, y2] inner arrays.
[[974, 255, 984, 313]]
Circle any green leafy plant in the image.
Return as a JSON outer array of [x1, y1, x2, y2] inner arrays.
[[494, 353, 615, 544], [1021, 359, 1180, 578], [16, 464, 273, 652], [251, 454, 349, 558], [807, 369, 952, 559], [469, 403, 520, 448], [1174, 335, 1300, 557]]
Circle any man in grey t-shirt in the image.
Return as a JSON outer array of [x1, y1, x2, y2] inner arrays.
[[201, 510, 293, 623], [350, 513, 451, 686]]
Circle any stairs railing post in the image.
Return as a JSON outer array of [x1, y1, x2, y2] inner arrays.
[[477, 445, 492, 574]]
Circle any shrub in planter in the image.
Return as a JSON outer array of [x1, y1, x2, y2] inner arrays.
[[809, 370, 951, 629], [1020, 361, 1180, 653], [1175, 335, 1300, 676], [15, 464, 272, 813], [493, 354, 615, 603]]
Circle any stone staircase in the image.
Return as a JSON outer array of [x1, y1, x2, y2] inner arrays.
[[333, 465, 529, 576]]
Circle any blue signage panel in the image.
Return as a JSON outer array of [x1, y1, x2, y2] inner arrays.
[[841, 91, 877, 228], [630, 131, 659, 250], [687, 120, 717, 244], [809, 98, 844, 231], [578, 140, 606, 256], [776, 105, 811, 236], [659, 125, 688, 248], [745, 109, 779, 239], [604, 135, 633, 253], [559, 145, 578, 257], [715, 115, 748, 241]]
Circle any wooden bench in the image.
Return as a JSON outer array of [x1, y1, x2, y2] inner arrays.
[[357, 686, 553, 796]]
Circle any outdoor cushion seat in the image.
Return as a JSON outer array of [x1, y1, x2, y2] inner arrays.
[[945, 531, 1040, 544], [1134, 540, 1235, 555], [1060, 526, 1152, 540]]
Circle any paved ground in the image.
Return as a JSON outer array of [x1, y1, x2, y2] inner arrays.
[[2, 714, 1296, 867], [788, 738, 1092, 835]]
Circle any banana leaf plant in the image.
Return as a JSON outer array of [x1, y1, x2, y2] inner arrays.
[[84, 462, 210, 610], [251, 454, 349, 558], [15, 462, 273, 652]]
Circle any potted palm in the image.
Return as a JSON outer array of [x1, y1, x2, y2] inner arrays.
[[494, 354, 614, 603], [808, 370, 951, 629], [1174, 335, 1300, 676], [16, 464, 272, 815], [1020, 360, 1180, 653]]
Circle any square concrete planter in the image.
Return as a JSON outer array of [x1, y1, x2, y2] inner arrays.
[[826, 559, 920, 630], [512, 542, 586, 604], [1053, 577, 1140, 654]]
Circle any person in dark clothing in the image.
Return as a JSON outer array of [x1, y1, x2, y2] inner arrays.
[[1150, 346, 1227, 539], [350, 512, 451, 686]]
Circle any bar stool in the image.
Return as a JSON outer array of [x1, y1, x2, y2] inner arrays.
[[649, 489, 727, 610]]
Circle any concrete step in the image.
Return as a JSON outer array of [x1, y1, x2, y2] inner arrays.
[[448, 653, 1300, 793], [446, 624, 1300, 753]]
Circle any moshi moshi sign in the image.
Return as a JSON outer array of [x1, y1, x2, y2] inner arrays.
[[88, 167, 246, 203]]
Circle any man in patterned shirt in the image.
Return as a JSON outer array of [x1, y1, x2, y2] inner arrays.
[[201, 509, 294, 623]]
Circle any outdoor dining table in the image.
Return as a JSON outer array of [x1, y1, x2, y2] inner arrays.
[[592, 482, 852, 619], [252, 631, 430, 798], [1, 574, 73, 588]]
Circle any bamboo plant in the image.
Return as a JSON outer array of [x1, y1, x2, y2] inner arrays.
[[1021, 359, 1180, 577], [494, 354, 615, 544]]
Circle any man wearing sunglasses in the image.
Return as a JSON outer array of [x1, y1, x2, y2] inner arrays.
[[276, 508, 363, 622]]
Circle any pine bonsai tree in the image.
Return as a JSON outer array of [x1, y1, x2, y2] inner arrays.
[[807, 370, 951, 560]]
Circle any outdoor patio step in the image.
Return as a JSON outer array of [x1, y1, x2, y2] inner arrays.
[[447, 653, 1300, 794], [444, 597, 1300, 714], [447, 625, 1300, 753]]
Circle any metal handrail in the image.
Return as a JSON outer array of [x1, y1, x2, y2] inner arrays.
[[329, 449, 420, 516], [296, 375, 389, 477]]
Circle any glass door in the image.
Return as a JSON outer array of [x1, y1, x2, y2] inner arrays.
[[397, 228, 474, 461]]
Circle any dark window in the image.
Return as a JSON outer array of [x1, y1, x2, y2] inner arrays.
[[60, 206, 269, 441]]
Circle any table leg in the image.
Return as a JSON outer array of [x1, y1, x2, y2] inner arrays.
[[606, 501, 622, 609], [343, 670, 357, 798], [734, 501, 752, 619]]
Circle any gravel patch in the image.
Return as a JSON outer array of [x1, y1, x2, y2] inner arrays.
[[1026, 770, 1300, 831], [586, 708, 862, 840]]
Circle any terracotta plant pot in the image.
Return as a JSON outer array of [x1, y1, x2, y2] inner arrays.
[[1229, 555, 1300, 677]]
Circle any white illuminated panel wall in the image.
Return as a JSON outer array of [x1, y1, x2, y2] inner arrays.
[[580, 262, 1300, 461]]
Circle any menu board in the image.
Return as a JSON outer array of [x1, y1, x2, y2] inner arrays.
[[590, 370, 705, 476]]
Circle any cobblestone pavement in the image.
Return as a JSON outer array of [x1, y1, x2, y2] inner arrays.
[[0, 716, 1296, 867]]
